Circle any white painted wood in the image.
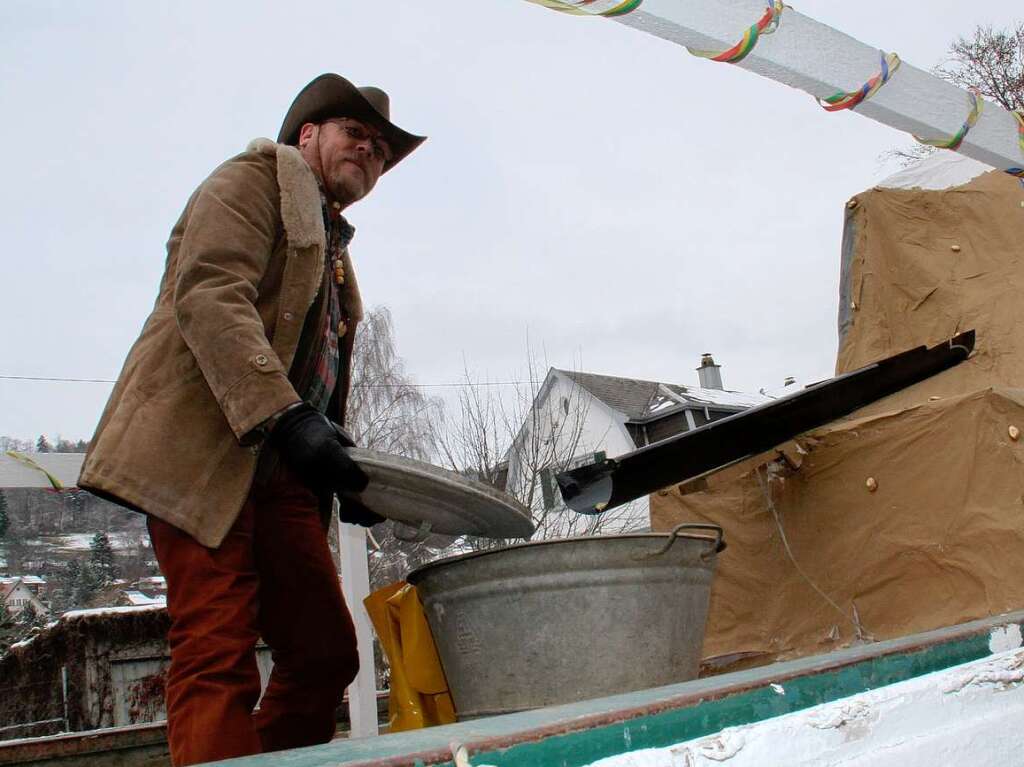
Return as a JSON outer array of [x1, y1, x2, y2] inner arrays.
[[600, 0, 1022, 171], [336, 512, 379, 738]]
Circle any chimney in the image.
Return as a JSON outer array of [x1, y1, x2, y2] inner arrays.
[[783, 376, 796, 387], [696, 353, 724, 390]]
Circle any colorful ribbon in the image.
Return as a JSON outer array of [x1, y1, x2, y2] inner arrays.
[[817, 52, 900, 112], [687, 1, 784, 64], [525, 0, 642, 16], [913, 90, 983, 151]]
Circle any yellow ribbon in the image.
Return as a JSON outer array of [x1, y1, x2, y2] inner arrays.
[[5, 450, 65, 490]]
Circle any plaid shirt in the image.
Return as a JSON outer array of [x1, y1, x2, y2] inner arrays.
[[291, 195, 355, 414]]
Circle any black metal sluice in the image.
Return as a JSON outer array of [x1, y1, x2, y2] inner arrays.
[[557, 331, 975, 515]]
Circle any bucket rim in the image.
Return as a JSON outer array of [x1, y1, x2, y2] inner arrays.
[[406, 528, 723, 585]]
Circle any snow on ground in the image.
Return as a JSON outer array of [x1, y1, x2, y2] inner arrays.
[[26, 531, 146, 551]]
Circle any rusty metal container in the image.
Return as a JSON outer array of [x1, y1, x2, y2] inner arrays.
[[407, 524, 724, 718]]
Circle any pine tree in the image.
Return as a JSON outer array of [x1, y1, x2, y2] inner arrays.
[[17, 602, 44, 631], [71, 559, 100, 608], [35, 435, 52, 453], [56, 558, 86, 612], [89, 532, 119, 587], [0, 489, 8, 539]]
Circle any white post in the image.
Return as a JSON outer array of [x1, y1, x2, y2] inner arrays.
[[540, 0, 1023, 171], [336, 509, 379, 738]]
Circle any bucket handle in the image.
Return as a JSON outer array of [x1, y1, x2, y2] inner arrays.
[[642, 522, 726, 561]]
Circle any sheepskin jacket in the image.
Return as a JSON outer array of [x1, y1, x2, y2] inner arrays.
[[79, 139, 363, 547]]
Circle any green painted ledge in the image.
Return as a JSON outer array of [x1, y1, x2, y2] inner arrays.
[[204, 610, 1024, 767]]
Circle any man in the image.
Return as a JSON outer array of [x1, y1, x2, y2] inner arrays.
[[79, 74, 425, 765]]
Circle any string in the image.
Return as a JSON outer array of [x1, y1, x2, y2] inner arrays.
[[756, 466, 871, 642]]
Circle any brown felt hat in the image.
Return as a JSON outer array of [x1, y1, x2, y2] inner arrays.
[[277, 73, 426, 173]]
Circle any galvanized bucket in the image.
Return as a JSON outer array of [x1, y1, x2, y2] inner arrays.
[[406, 523, 725, 718]]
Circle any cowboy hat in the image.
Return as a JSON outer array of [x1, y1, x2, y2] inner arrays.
[[278, 73, 426, 172]]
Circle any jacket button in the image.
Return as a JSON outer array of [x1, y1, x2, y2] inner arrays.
[[254, 354, 269, 366], [283, 311, 294, 321]]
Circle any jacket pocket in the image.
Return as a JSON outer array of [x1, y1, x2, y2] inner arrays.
[[132, 347, 202, 403]]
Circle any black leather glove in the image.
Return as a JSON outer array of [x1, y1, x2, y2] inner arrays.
[[270, 403, 369, 497], [338, 491, 386, 528]]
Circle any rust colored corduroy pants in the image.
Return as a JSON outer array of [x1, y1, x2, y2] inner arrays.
[[148, 466, 359, 767]]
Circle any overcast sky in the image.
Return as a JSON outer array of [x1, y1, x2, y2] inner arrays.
[[0, 0, 1017, 443]]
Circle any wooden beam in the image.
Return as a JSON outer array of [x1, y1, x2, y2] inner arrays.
[[212, 610, 1024, 766], [559, 0, 1023, 171]]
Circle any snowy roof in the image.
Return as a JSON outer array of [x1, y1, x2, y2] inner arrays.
[[62, 604, 166, 620], [758, 379, 806, 400], [4, 606, 166, 656], [121, 591, 166, 607], [877, 151, 995, 192], [0, 575, 45, 585], [0, 452, 85, 488], [556, 370, 770, 422]]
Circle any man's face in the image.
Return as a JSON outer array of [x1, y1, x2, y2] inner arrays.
[[300, 117, 392, 206]]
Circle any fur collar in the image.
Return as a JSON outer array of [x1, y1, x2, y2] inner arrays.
[[248, 138, 323, 249], [245, 138, 363, 322]]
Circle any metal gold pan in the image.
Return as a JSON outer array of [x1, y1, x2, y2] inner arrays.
[[346, 448, 535, 539]]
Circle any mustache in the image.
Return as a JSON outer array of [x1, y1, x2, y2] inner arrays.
[[338, 154, 370, 175]]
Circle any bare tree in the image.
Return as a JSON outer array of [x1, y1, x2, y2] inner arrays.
[[882, 22, 1024, 168], [345, 307, 440, 460], [936, 23, 1024, 112], [332, 306, 443, 589], [432, 352, 648, 551], [338, 312, 647, 591], [0, 437, 34, 453]]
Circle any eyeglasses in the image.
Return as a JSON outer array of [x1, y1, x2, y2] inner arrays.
[[326, 119, 393, 164]]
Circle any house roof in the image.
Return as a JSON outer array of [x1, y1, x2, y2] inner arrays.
[[0, 452, 85, 488], [556, 370, 770, 422], [121, 590, 167, 607], [1, 576, 45, 586]]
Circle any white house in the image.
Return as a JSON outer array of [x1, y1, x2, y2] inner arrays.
[[0, 576, 48, 617], [506, 357, 772, 538]]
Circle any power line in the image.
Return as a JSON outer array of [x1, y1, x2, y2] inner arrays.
[[0, 374, 541, 389], [1, 375, 117, 384]]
